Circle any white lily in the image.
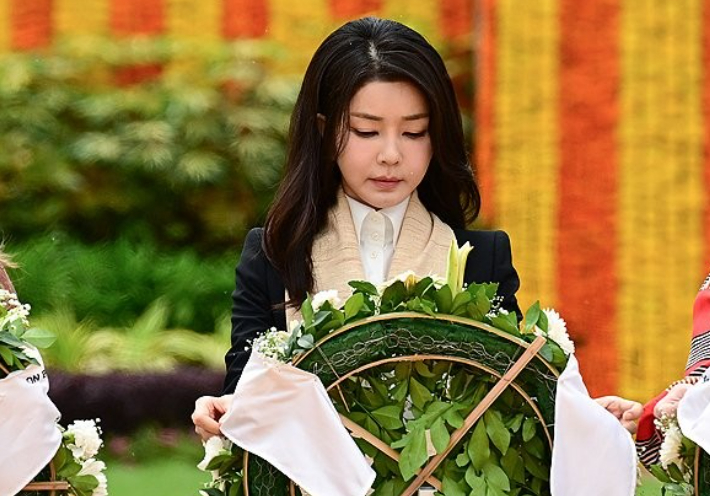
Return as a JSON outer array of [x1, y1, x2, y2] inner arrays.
[[445, 240, 474, 292]]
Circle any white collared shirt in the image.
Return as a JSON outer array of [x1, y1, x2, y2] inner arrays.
[[345, 195, 409, 285]]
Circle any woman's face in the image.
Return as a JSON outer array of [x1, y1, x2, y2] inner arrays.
[[336, 80, 432, 209]]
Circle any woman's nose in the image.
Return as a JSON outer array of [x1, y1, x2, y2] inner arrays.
[[376, 137, 402, 165]]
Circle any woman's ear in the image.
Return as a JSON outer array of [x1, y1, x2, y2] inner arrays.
[[316, 113, 326, 137]]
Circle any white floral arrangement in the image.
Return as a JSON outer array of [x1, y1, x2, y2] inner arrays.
[[0, 289, 108, 496], [52, 419, 108, 496], [0, 288, 55, 376], [250, 239, 574, 369], [197, 436, 244, 496], [649, 414, 696, 496]]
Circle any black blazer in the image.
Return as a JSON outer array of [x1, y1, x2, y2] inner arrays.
[[222, 227, 521, 393]]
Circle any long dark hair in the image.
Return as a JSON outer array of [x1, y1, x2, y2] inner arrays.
[[263, 17, 480, 305]]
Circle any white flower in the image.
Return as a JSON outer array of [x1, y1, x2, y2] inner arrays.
[[78, 458, 106, 477], [289, 319, 302, 333], [253, 328, 292, 362], [66, 420, 103, 460], [446, 240, 473, 292], [311, 290, 341, 311], [197, 436, 232, 472], [92, 472, 108, 496], [535, 308, 575, 355], [659, 422, 684, 470], [379, 271, 420, 293]]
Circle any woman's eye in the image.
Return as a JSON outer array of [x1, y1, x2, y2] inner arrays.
[[404, 131, 428, 139], [351, 129, 377, 138]]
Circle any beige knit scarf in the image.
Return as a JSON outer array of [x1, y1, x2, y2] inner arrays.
[[286, 189, 455, 324]]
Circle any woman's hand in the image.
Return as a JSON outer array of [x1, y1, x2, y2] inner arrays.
[[192, 394, 233, 441], [654, 383, 693, 419], [595, 396, 643, 434]]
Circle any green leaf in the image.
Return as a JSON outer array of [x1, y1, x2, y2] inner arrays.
[[456, 452, 470, 468], [465, 466, 486, 492], [68, 475, 100, 492], [348, 280, 378, 295], [522, 418, 537, 442], [434, 285, 453, 314], [391, 380, 408, 402], [484, 410, 510, 455], [442, 475, 466, 496], [537, 309, 549, 333], [490, 313, 521, 335], [414, 361, 436, 378], [538, 343, 553, 362], [521, 451, 549, 480], [483, 461, 510, 491], [398, 426, 428, 481], [524, 302, 541, 332], [506, 413, 524, 433], [381, 281, 407, 311], [301, 296, 314, 326], [372, 405, 404, 430], [344, 292, 365, 320], [228, 479, 244, 496], [444, 407, 464, 429], [500, 447, 525, 484], [451, 291, 472, 313], [0, 331, 25, 347], [205, 453, 233, 471], [0, 345, 13, 366], [649, 465, 672, 483], [467, 420, 490, 471], [409, 377, 433, 410], [414, 276, 434, 297], [475, 286, 491, 316], [57, 459, 82, 478], [465, 302, 484, 321], [525, 437, 546, 461], [430, 417, 450, 454], [296, 334, 314, 349]]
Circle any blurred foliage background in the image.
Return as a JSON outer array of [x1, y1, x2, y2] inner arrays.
[[1, 38, 299, 354], [1, 35, 472, 372]]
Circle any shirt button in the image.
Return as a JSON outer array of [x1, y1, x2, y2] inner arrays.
[[371, 233, 380, 241], [370, 252, 378, 259]]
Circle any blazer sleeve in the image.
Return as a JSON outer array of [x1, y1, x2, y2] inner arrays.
[[491, 230, 522, 321], [223, 228, 278, 394]]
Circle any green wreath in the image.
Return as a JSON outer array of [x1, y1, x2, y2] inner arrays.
[[243, 313, 560, 496]]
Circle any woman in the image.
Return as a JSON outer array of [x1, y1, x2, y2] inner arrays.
[[193, 17, 641, 439]]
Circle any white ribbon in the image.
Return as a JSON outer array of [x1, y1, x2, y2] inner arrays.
[[677, 369, 710, 452], [220, 352, 376, 496], [551, 355, 637, 496], [0, 364, 62, 496]]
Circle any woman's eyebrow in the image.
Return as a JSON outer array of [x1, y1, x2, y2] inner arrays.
[[350, 112, 429, 121]]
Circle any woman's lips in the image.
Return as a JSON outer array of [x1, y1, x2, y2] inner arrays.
[[370, 177, 401, 189]]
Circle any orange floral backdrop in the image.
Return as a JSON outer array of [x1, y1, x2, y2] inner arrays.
[[2, 0, 709, 401]]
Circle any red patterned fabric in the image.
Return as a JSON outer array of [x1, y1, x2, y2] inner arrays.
[[636, 280, 710, 466]]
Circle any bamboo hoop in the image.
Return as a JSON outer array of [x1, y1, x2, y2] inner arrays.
[[243, 315, 556, 495], [21, 460, 70, 494], [400, 335, 547, 496]]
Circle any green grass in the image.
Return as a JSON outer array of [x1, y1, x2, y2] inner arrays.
[[103, 456, 665, 495], [106, 458, 209, 496]]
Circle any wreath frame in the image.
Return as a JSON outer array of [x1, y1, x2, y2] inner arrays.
[[241, 312, 561, 496]]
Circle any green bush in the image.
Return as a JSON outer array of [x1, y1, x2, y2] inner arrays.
[[8, 235, 235, 334], [0, 37, 298, 253]]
